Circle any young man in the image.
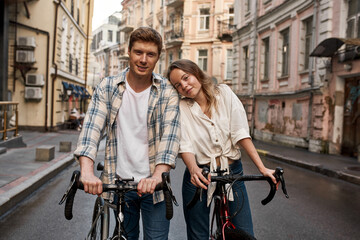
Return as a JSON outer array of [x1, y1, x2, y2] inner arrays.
[[74, 27, 180, 239]]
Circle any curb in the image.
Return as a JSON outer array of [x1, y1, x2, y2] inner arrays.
[[0, 155, 75, 217], [257, 149, 360, 186]]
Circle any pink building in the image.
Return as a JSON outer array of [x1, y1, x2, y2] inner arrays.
[[233, 0, 360, 160]]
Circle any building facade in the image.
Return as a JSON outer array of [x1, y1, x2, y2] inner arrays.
[[117, 0, 235, 83], [233, 0, 360, 159], [91, 12, 122, 80], [1, 0, 94, 131]]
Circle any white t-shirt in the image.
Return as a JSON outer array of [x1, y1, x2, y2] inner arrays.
[[116, 81, 151, 182]]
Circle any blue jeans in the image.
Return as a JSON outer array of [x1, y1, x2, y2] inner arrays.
[[119, 191, 170, 240], [182, 160, 254, 240]]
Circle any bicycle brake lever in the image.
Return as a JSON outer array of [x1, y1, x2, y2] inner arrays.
[[275, 167, 289, 198]]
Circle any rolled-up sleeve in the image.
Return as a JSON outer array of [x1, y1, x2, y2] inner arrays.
[[228, 87, 251, 146], [155, 87, 181, 168], [74, 81, 108, 162]]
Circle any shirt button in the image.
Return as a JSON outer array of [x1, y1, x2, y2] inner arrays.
[[211, 123, 214, 126], [216, 139, 218, 142]]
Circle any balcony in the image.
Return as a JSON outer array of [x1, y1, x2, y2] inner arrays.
[[167, 0, 184, 8], [165, 29, 184, 48], [217, 20, 235, 42], [118, 20, 134, 33]]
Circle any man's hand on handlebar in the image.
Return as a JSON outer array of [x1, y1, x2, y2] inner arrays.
[[79, 156, 103, 195], [260, 167, 279, 189], [137, 164, 172, 196]]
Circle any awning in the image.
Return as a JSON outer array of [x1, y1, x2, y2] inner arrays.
[[310, 38, 360, 57]]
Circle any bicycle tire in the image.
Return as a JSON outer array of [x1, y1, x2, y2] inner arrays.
[[90, 197, 109, 240], [223, 228, 256, 240]]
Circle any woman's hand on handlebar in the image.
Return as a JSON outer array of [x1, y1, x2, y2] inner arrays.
[[189, 165, 210, 190], [260, 167, 279, 189]]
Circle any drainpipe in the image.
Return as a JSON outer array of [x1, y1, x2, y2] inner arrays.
[[85, 0, 91, 89], [51, 0, 61, 131], [307, 0, 319, 141], [10, 21, 50, 132], [250, 0, 258, 136]]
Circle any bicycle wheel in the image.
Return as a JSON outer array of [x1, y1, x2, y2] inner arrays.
[[223, 228, 256, 240], [90, 197, 109, 240]]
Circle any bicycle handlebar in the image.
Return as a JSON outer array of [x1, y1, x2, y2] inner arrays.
[[187, 167, 289, 208], [59, 169, 178, 221]]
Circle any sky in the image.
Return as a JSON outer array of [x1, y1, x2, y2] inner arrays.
[[92, 0, 122, 30]]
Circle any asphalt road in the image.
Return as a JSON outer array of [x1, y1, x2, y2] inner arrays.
[[0, 150, 360, 239]]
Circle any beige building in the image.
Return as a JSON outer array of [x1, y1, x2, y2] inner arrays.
[[117, 0, 235, 83], [3, 0, 94, 131], [232, 0, 360, 159]]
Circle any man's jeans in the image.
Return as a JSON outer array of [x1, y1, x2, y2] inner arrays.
[[182, 160, 254, 240], [121, 191, 169, 240]]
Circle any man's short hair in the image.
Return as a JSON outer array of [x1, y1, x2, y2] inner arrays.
[[128, 27, 163, 55]]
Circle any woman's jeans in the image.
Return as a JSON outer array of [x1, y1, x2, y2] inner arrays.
[[116, 191, 170, 240], [182, 160, 254, 240]]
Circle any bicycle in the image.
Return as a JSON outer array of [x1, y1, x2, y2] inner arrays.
[[187, 166, 289, 240], [59, 163, 178, 240]]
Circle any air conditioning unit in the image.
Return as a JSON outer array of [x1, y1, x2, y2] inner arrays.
[[17, 36, 36, 48], [26, 74, 44, 86], [25, 87, 42, 100], [16, 50, 35, 63]]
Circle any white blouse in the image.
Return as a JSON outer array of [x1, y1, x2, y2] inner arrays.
[[179, 84, 251, 204]]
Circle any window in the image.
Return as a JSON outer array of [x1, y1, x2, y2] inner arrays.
[[199, 8, 210, 30], [108, 30, 113, 42], [347, 0, 360, 38], [116, 31, 120, 43], [198, 49, 208, 71], [169, 52, 173, 65], [280, 28, 290, 76], [226, 49, 233, 80], [262, 38, 270, 80], [71, 0, 74, 17], [75, 58, 78, 75], [303, 17, 313, 70], [61, 17, 68, 68], [246, 0, 251, 12], [243, 46, 249, 82], [77, 8, 80, 24], [69, 54, 73, 73]]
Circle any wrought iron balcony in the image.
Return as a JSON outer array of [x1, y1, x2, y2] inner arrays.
[[165, 29, 184, 47], [217, 20, 235, 42]]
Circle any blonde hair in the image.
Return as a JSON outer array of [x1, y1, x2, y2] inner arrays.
[[167, 59, 218, 115]]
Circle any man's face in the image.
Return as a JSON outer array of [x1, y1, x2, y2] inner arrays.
[[128, 41, 160, 78]]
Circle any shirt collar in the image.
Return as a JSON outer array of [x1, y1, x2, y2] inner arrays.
[[115, 67, 162, 91]]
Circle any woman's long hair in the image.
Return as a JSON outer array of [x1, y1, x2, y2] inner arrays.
[[167, 59, 218, 116]]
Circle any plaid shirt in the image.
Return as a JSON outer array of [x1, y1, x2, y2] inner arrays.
[[74, 68, 180, 201]]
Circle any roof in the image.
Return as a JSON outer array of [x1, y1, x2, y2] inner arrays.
[[310, 38, 360, 57]]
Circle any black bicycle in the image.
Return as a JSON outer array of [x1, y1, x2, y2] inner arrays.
[[59, 163, 178, 240], [187, 166, 289, 240]]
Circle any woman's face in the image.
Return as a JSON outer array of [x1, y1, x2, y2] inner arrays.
[[169, 68, 203, 100]]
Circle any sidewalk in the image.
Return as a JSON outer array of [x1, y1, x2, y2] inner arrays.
[[1, 130, 360, 217], [253, 140, 360, 186], [0, 130, 80, 217]]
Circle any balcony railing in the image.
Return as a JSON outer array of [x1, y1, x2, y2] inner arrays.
[[167, 0, 184, 8], [217, 20, 236, 42], [165, 29, 184, 47], [118, 20, 134, 33], [0, 102, 19, 141]]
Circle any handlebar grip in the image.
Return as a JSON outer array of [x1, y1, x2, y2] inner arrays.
[[64, 170, 81, 220], [162, 172, 174, 220], [261, 178, 276, 205], [64, 187, 77, 220]]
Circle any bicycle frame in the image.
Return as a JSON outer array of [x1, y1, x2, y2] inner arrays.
[[212, 183, 236, 240]]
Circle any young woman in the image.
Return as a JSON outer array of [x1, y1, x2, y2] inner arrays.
[[167, 59, 277, 239]]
